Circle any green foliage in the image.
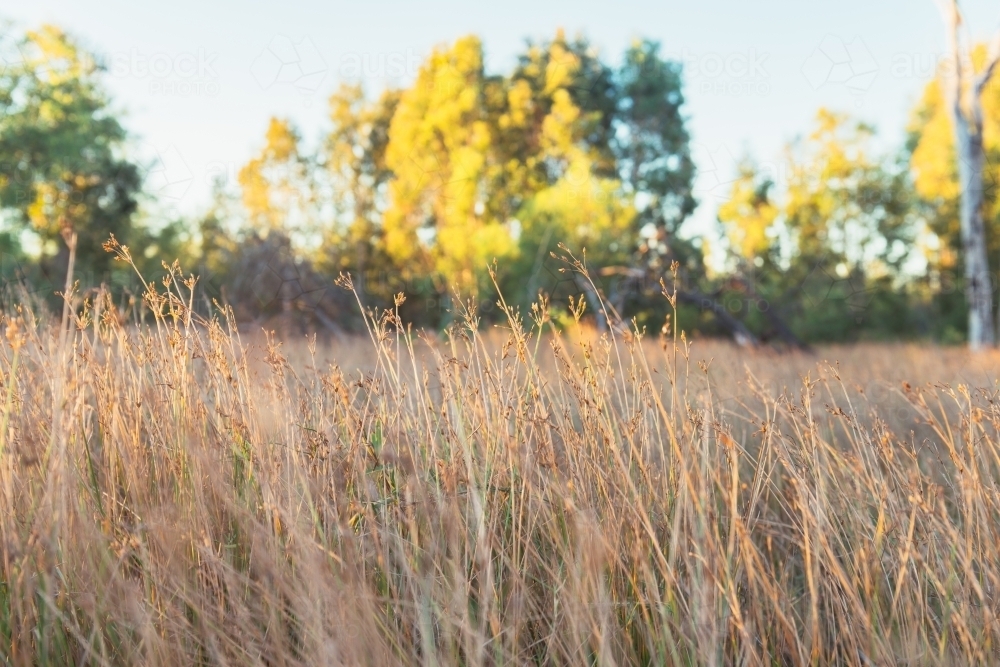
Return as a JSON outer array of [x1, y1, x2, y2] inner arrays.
[[783, 110, 913, 272], [0, 25, 141, 282], [0, 22, 975, 345], [202, 31, 699, 329], [614, 40, 696, 238], [716, 110, 922, 343], [321, 84, 400, 303]]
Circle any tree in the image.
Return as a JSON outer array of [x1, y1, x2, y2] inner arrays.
[[496, 32, 630, 316], [717, 110, 916, 344], [377, 32, 698, 321], [783, 111, 912, 273], [934, 0, 1000, 349], [717, 160, 779, 264], [383, 36, 515, 296], [323, 84, 400, 303], [495, 34, 698, 323], [0, 25, 141, 283], [614, 40, 696, 260], [908, 42, 1000, 341], [237, 117, 321, 238]]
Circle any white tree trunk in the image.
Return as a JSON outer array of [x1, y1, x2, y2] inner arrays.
[[941, 0, 1000, 349], [953, 115, 995, 348]]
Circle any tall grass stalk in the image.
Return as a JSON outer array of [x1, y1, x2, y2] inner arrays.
[[1, 246, 1000, 664]]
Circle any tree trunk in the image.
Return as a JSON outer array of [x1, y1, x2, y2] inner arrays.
[[954, 121, 995, 348], [941, 0, 1000, 350]]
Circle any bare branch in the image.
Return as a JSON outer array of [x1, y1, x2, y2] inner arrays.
[[973, 23, 1000, 95], [674, 288, 759, 348], [938, 0, 964, 118]]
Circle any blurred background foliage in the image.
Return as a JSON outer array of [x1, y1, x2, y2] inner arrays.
[[0, 24, 991, 344]]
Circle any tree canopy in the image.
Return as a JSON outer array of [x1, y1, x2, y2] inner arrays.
[[3, 22, 999, 346], [0, 25, 141, 283]]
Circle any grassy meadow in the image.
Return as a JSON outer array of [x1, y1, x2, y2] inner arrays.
[[3, 263, 1000, 665]]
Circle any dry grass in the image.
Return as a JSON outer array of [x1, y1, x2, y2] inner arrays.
[[4, 261, 1000, 665]]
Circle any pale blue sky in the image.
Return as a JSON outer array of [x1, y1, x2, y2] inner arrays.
[[5, 0, 999, 233]]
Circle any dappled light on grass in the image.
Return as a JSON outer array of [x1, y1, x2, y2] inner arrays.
[[3, 257, 1000, 664]]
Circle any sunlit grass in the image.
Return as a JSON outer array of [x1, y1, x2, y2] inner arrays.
[[2, 251, 1000, 665]]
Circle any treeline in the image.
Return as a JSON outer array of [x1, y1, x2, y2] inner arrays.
[[0, 25, 990, 343]]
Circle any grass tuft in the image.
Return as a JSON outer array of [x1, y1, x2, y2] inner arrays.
[[2, 257, 1000, 665]]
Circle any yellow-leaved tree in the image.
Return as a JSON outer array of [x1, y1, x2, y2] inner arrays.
[[237, 117, 320, 238], [502, 36, 636, 316], [383, 36, 515, 295], [783, 110, 911, 272], [717, 161, 779, 264]]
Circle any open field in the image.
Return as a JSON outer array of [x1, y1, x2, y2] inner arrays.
[[3, 278, 1000, 665]]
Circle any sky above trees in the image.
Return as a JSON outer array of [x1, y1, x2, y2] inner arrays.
[[6, 0, 1000, 237]]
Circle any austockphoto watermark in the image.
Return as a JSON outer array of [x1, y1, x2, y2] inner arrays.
[[888, 52, 1000, 85], [691, 143, 793, 202], [251, 35, 327, 95], [801, 35, 878, 100], [139, 143, 195, 203], [0, 186, 89, 207], [0, 263, 141, 295], [337, 49, 424, 84], [202, 159, 315, 190], [923, 269, 1000, 296], [665, 49, 770, 97], [108, 48, 220, 97]]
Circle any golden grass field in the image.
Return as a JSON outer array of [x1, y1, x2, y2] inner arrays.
[[4, 265, 1000, 665]]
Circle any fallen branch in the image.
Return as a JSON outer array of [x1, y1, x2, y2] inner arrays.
[[674, 288, 759, 348]]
